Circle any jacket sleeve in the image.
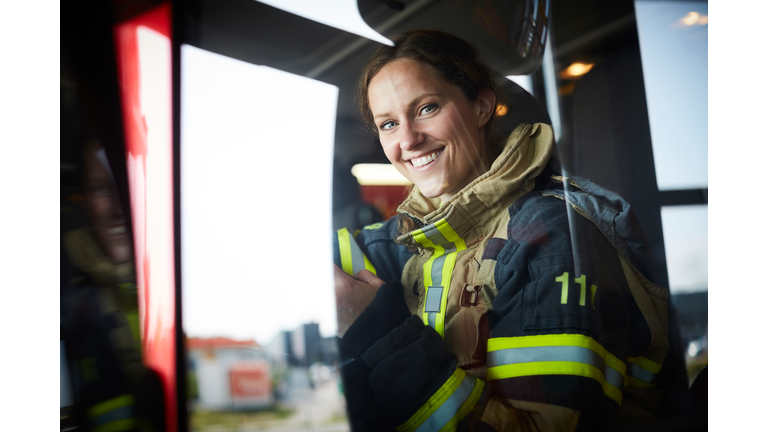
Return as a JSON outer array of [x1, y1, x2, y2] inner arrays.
[[341, 194, 664, 431], [333, 217, 411, 284]]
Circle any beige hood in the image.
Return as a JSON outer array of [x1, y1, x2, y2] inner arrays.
[[396, 123, 555, 247]]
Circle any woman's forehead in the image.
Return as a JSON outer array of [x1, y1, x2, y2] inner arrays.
[[371, 58, 441, 88], [368, 59, 451, 109]]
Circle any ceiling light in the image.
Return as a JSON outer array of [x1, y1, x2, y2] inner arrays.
[[680, 12, 699, 26], [559, 62, 594, 80], [495, 104, 508, 116], [680, 11, 707, 26], [351, 164, 409, 185]]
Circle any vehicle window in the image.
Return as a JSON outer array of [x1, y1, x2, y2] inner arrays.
[[635, 0, 708, 190], [180, 43, 344, 428], [636, 0, 708, 380]]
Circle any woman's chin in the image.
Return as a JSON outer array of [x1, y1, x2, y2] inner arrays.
[[414, 182, 450, 201]]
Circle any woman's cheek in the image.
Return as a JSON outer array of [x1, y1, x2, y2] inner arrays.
[[381, 139, 400, 164]]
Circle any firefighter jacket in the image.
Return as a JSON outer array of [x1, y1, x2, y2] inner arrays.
[[333, 123, 671, 431]]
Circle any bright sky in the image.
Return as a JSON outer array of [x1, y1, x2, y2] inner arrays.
[[181, 45, 338, 345], [636, 1, 708, 191]]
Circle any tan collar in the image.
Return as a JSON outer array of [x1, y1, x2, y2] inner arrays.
[[396, 123, 555, 249]]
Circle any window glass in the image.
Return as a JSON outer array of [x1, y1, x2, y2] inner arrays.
[[660, 205, 708, 294], [635, 0, 708, 190], [181, 44, 344, 427], [660, 205, 708, 379]]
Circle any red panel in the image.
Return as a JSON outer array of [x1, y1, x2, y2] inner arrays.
[[360, 185, 409, 219], [114, 4, 176, 432], [229, 362, 271, 400]]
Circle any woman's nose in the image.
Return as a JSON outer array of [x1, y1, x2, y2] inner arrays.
[[398, 122, 423, 151]]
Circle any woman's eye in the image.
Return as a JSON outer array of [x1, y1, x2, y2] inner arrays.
[[380, 120, 397, 131], [420, 103, 438, 115]]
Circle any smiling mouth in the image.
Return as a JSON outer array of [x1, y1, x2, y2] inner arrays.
[[410, 149, 443, 168]]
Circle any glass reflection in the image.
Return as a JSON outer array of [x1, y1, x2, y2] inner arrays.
[[61, 120, 165, 432]]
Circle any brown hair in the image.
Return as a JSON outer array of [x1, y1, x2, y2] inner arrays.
[[357, 30, 504, 236], [357, 29, 503, 140]]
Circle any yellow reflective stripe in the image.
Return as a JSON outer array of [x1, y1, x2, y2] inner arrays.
[[628, 356, 662, 374], [604, 353, 625, 376], [625, 356, 662, 387], [94, 419, 137, 432], [487, 334, 626, 405], [337, 228, 354, 275], [602, 379, 623, 404], [437, 376, 485, 432], [412, 219, 465, 337], [412, 227, 440, 327], [337, 228, 377, 276], [88, 395, 135, 419], [626, 376, 657, 388], [433, 220, 466, 337], [397, 369, 466, 432], [488, 334, 626, 373], [487, 361, 622, 405], [412, 228, 438, 287]]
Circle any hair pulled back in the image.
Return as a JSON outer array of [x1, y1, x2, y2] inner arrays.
[[358, 30, 504, 237], [357, 29, 502, 138]]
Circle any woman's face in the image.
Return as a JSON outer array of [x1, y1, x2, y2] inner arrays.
[[83, 144, 132, 264], [368, 58, 496, 202]]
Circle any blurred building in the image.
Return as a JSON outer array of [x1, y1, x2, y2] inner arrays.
[[267, 323, 339, 368], [187, 337, 272, 410]]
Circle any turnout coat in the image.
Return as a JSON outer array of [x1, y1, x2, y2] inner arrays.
[[333, 123, 671, 431]]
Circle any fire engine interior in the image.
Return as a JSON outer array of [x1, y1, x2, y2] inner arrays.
[[61, 0, 708, 431]]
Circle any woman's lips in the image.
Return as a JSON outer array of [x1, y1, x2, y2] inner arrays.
[[409, 149, 443, 168]]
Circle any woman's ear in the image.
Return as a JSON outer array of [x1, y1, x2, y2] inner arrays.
[[476, 88, 497, 128]]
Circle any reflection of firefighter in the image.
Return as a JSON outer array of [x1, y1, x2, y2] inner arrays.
[[61, 139, 164, 432]]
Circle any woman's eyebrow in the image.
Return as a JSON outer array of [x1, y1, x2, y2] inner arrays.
[[372, 92, 444, 121]]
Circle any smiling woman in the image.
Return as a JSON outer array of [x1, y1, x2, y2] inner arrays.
[[332, 30, 675, 432], [368, 58, 495, 201]]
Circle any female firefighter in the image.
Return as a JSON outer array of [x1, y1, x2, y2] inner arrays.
[[332, 30, 671, 431]]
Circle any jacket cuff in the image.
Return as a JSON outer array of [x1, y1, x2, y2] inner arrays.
[[340, 281, 411, 358], [367, 325, 459, 427]]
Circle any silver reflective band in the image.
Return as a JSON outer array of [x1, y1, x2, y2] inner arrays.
[[627, 363, 656, 384], [425, 287, 443, 313], [604, 366, 625, 390], [431, 253, 446, 286], [414, 373, 476, 432], [421, 224, 449, 245], [346, 231, 366, 275], [488, 345, 624, 390]]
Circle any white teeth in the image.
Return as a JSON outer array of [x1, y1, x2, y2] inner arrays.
[[411, 150, 442, 167], [109, 226, 126, 235]]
